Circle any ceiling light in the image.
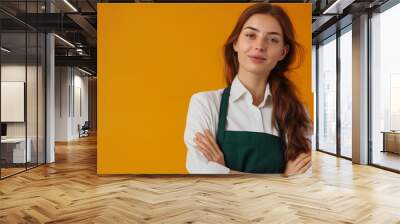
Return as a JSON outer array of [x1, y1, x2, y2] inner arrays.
[[1, 47, 11, 53], [78, 67, 93, 76], [322, 0, 354, 15], [54, 34, 75, 48], [63, 0, 78, 12]]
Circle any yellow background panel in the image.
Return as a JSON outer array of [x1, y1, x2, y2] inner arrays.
[[98, 3, 312, 174]]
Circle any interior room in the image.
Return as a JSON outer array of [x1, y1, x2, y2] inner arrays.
[[0, 0, 399, 223]]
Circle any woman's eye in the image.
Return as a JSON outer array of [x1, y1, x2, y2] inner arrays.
[[245, 33, 255, 38], [268, 38, 279, 43]]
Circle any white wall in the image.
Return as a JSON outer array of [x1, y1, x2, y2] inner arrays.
[[75, 70, 89, 139], [55, 66, 69, 141], [1, 82, 25, 122], [1, 65, 39, 138], [55, 67, 89, 141]]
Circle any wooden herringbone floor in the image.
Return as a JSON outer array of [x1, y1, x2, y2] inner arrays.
[[1, 134, 400, 224]]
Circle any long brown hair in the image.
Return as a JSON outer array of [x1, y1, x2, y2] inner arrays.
[[223, 3, 312, 161]]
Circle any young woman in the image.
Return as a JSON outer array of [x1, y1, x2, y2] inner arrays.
[[184, 3, 312, 176]]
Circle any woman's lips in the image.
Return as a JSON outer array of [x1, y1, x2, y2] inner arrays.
[[248, 55, 266, 64]]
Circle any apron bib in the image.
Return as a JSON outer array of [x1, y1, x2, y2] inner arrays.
[[216, 87, 285, 173]]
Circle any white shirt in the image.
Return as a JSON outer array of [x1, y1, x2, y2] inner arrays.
[[184, 76, 280, 174]]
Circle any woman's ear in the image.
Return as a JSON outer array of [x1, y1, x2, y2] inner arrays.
[[279, 45, 289, 61], [233, 41, 238, 52]]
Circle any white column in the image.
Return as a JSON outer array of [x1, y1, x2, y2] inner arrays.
[[45, 0, 55, 163], [46, 32, 55, 163], [352, 14, 369, 164]]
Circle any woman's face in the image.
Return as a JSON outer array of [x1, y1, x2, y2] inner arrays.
[[233, 13, 288, 77]]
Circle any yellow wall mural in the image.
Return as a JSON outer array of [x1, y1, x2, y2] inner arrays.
[[98, 3, 312, 174]]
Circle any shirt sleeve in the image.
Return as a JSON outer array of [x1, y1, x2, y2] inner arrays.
[[184, 93, 230, 174]]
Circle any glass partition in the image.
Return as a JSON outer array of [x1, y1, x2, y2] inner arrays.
[[317, 35, 337, 155], [0, 1, 46, 179], [1, 30, 28, 178]]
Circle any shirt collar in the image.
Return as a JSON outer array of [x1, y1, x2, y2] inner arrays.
[[230, 75, 272, 108]]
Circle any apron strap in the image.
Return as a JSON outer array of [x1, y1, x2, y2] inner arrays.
[[216, 86, 230, 145]]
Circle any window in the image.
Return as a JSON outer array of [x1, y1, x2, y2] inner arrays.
[[339, 27, 352, 158], [317, 35, 337, 154], [371, 2, 400, 171]]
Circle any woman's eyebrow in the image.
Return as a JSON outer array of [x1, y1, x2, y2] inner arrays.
[[244, 26, 259, 32], [266, 32, 282, 36], [243, 26, 282, 36]]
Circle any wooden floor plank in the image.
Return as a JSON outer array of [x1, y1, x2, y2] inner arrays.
[[0, 134, 400, 223]]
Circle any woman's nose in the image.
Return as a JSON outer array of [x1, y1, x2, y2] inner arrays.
[[253, 39, 266, 51], [255, 46, 265, 51]]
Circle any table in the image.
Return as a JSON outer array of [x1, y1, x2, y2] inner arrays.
[[1, 138, 32, 163], [381, 131, 400, 154]]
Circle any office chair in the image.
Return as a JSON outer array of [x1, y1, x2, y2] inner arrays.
[[79, 121, 90, 138]]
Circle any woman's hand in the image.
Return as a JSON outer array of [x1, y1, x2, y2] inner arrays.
[[193, 129, 225, 166], [284, 152, 312, 177]]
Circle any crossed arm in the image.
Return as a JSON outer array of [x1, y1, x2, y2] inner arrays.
[[194, 129, 312, 176], [184, 93, 311, 176]]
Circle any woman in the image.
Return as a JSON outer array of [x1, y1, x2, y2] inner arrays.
[[184, 3, 312, 176]]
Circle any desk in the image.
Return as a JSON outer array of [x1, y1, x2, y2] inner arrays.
[[381, 131, 400, 154], [1, 138, 31, 163]]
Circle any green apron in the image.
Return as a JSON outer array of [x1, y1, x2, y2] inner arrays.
[[216, 87, 285, 173]]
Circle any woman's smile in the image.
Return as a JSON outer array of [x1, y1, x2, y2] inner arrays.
[[248, 55, 266, 64]]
